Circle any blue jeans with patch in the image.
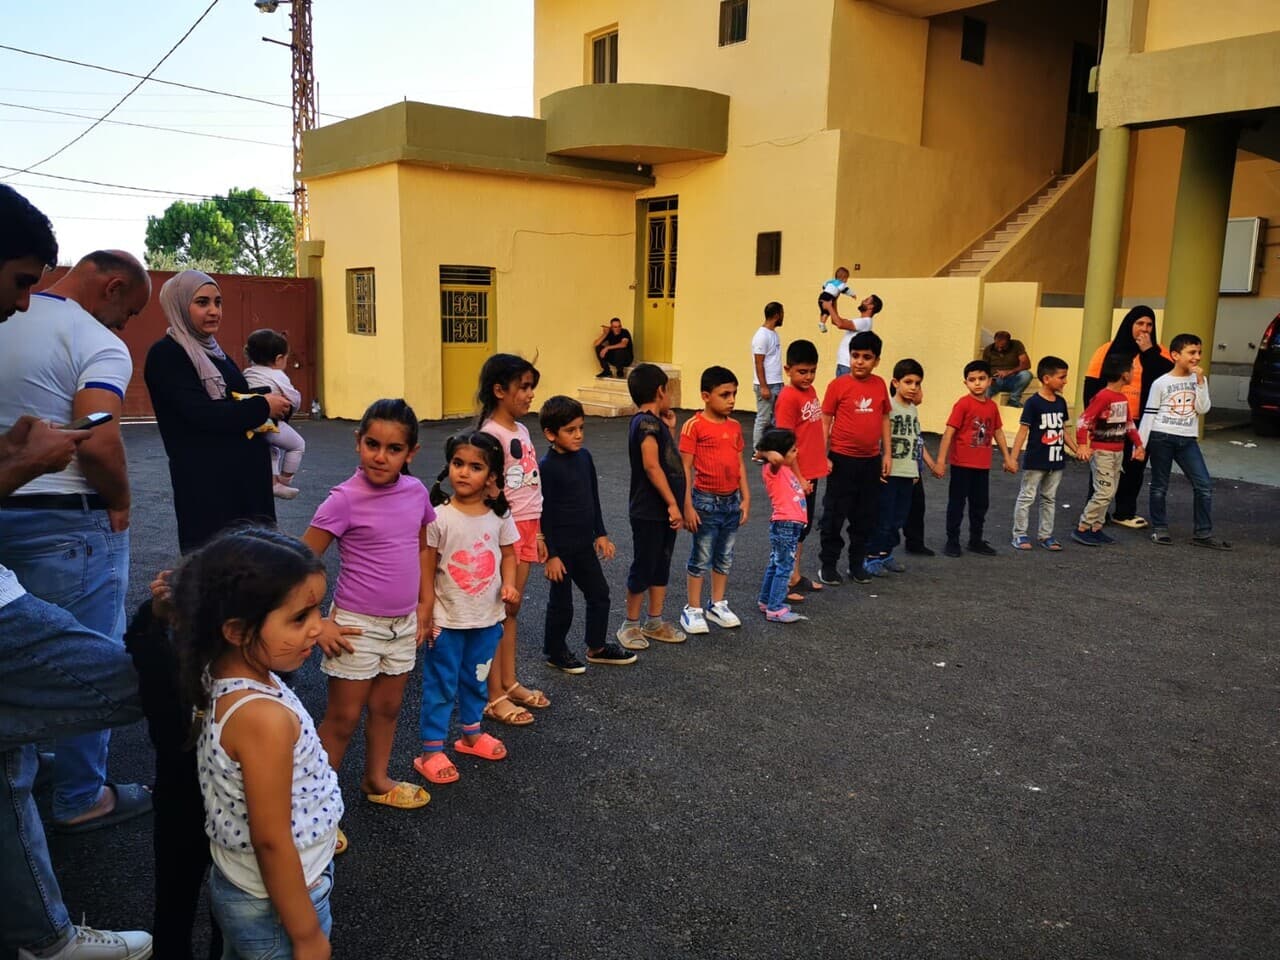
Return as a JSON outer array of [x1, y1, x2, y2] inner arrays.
[[1146, 431, 1213, 537], [0, 592, 141, 955], [209, 861, 334, 959], [759, 521, 804, 612], [686, 489, 742, 579], [0, 506, 130, 821]]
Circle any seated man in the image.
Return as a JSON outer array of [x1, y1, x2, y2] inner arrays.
[[982, 329, 1033, 407], [592, 316, 633, 378]]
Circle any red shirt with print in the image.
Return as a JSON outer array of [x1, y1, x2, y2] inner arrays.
[[821, 374, 890, 458], [678, 412, 743, 494], [946, 393, 1002, 469], [773, 384, 830, 480]]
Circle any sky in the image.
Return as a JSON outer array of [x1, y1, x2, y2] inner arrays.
[[0, 0, 534, 263]]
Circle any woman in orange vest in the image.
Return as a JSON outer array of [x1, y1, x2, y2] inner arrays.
[[1083, 305, 1173, 527]]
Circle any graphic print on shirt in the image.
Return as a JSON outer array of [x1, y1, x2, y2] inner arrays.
[[506, 440, 540, 493], [890, 410, 921, 460], [447, 535, 497, 595], [855, 396, 874, 413], [800, 397, 822, 423], [1168, 388, 1197, 417], [968, 416, 989, 448], [1039, 410, 1065, 463]]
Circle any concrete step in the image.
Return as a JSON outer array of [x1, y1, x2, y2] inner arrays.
[[580, 400, 636, 418], [980, 240, 1006, 253], [578, 385, 632, 405], [949, 268, 981, 277], [967, 248, 997, 262]]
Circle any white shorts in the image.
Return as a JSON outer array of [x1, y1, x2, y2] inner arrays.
[[319, 607, 418, 681]]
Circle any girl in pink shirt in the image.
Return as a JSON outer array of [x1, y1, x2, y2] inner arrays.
[[755, 428, 809, 624], [303, 399, 435, 851]]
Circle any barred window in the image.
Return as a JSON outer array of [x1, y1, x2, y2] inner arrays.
[[346, 268, 376, 335], [591, 29, 618, 84], [439, 265, 494, 345]]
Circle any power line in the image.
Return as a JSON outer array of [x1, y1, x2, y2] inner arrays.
[[0, 101, 289, 148], [1, 1, 223, 180], [7, 178, 288, 202], [0, 44, 347, 120], [0, 165, 293, 204]]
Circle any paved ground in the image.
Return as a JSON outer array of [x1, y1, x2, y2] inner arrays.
[[38, 414, 1279, 959]]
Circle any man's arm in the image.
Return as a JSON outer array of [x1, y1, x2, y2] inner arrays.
[[592, 327, 609, 348], [1013, 351, 1031, 375], [0, 416, 88, 498], [753, 353, 771, 400], [72, 387, 130, 525]]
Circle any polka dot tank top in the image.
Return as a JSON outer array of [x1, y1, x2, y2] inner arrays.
[[198, 674, 344, 898]]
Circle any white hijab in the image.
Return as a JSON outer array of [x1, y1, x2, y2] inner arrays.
[[160, 270, 227, 400]]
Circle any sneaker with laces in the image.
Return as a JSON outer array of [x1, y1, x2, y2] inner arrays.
[[641, 620, 686, 644], [585, 642, 638, 665], [616, 622, 649, 650], [704, 600, 741, 628], [847, 565, 873, 584], [967, 541, 998, 556], [18, 925, 153, 960], [545, 650, 586, 674], [817, 565, 843, 585], [765, 605, 807, 623], [680, 605, 709, 635]]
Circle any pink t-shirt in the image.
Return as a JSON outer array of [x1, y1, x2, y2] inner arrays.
[[762, 464, 807, 523], [480, 419, 543, 521], [309, 469, 435, 617]]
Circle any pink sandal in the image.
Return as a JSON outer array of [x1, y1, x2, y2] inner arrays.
[[413, 751, 459, 784], [453, 732, 507, 761]]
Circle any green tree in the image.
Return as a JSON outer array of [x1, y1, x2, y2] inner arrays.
[[145, 187, 295, 276]]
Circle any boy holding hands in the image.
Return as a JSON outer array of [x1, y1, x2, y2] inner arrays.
[[772, 339, 828, 595], [1009, 356, 1077, 551], [1074, 355, 1144, 546], [679, 366, 749, 634]]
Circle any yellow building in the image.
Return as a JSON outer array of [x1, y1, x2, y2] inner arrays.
[[302, 0, 1280, 431]]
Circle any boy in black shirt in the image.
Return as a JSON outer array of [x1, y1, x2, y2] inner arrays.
[[538, 396, 636, 672]]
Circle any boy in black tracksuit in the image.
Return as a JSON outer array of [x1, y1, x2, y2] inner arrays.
[[538, 396, 636, 673]]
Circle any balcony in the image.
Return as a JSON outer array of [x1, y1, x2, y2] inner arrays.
[[541, 83, 729, 165]]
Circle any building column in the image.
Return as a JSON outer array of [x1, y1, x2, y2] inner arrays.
[[1077, 125, 1131, 407], [1162, 119, 1240, 373]]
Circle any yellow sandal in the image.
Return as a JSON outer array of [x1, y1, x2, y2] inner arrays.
[[364, 781, 430, 809]]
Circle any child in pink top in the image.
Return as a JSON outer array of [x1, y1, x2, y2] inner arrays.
[[304, 399, 434, 850], [476, 354, 550, 726], [755, 428, 808, 624]]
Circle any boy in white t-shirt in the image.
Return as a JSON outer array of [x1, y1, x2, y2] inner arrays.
[[751, 301, 785, 450]]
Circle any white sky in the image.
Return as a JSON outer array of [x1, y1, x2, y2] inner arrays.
[[0, 0, 533, 263]]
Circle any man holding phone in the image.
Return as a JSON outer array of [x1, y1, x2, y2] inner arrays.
[[0, 185, 152, 958]]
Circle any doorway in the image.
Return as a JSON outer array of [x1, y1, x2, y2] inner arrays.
[[642, 196, 678, 363], [440, 265, 495, 417], [1062, 41, 1099, 175]]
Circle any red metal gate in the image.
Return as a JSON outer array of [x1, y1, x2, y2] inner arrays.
[[36, 270, 317, 420]]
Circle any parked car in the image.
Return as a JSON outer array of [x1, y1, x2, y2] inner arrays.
[[1247, 312, 1280, 435]]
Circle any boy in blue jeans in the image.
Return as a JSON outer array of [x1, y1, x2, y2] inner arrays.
[[679, 366, 750, 634]]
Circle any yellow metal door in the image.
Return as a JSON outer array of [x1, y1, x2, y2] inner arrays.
[[440, 266, 495, 417], [643, 198, 677, 363]]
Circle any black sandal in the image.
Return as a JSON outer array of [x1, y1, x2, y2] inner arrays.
[[791, 576, 824, 593]]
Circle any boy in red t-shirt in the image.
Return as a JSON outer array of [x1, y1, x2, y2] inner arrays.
[[678, 366, 750, 635], [772, 339, 828, 597], [1074, 354, 1144, 546], [817, 330, 891, 585], [936, 360, 1017, 557]]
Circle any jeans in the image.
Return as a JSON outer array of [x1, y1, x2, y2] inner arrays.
[[0, 592, 141, 955], [1146, 432, 1214, 537], [945, 466, 990, 545], [1080, 449, 1122, 528], [759, 521, 804, 611], [544, 542, 610, 656], [1012, 469, 1063, 540], [988, 370, 1033, 406], [818, 453, 881, 570], [904, 479, 927, 549], [0, 506, 130, 821], [686, 489, 741, 578], [209, 861, 333, 959], [867, 476, 915, 556], [752, 382, 783, 450], [419, 625, 503, 745]]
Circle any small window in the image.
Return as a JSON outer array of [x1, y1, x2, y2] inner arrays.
[[755, 232, 781, 276], [961, 16, 986, 65], [591, 30, 618, 84], [719, 0, 748, 46], [346, 268, 376, 335]]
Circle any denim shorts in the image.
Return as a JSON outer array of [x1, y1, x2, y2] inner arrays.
[[210, 860, 334, 959], [686, 489, 742, 578]]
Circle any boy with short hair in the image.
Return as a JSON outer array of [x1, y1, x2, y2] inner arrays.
[[1009, 356, 1077, 551], [751, 301, 785, 450], [1139, 333, 1229, 549], [617, 363, 688, 649], [772, 339, 828, 594], [678, 366, 749, 634], [1074, 354, 1145, 546], [936, 359, 1017, 557], [817, 330, 892, 585], [538, 395, 636, 673]]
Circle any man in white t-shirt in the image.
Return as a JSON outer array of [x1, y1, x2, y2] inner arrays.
[[0, 187, 151, 960], [751, 301, 785, 450], [835, 294, 884, 376]]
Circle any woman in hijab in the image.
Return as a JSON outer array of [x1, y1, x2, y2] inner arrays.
[[1082, 305, 1173, 528], [144, 270, 290, 552]]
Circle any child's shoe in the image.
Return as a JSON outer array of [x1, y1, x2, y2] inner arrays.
[[1095, 529, 1117, 545], [17, 924, 153, 960], [943, 540, 963, 558], [881, 553, 906, 573], [864, 556, 888, 577], [1071, 528, 1101, 546], [765, 605, 806, 623], [680, 605, 709, 635], [847, 564, 873, 584], [586, 642, 638, 666], [818, 565, 843, 585], [967, 541, 998, 556], [642, 619, 686, 644], [705, 600, 741, 628], [273, 481, 300, 500], [545, 650, 586, 674], [616, 622, 649, 650]]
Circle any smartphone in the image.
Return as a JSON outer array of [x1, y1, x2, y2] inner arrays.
[[65, 412, 114, 430]]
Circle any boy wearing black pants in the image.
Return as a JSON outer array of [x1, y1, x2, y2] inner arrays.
[[538, 396, 636, 672], [818, 331, 892, 585]]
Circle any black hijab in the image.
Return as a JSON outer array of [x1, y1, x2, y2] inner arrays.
[[1085, 304, 1171, 408]]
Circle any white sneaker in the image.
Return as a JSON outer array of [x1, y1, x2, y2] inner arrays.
[[705, 600, 742, 628], [273, 482, 300, 500], [19, 925, 153, 960], [680, 605, 709, 635]]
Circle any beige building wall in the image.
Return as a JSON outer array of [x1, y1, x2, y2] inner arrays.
[[1143, 0, 1280, 51]]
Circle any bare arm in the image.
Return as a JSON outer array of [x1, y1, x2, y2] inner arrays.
[[641, 435, 682, 529], [680, 450, 699, 531], [937, 425, 956, 467], [1010, 424, 1029, 461], [0, 417, 88, 498], [71, 387, 130, 525], [753, 353, 770, 399], [301, 526, 334, 556]]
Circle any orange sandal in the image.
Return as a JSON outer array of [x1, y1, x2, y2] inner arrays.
[[413, 752, 460, 784], [454, 732, 507, 761]]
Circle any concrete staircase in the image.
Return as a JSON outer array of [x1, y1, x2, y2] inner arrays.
[[944, 176, 1072, 278], [576, 363, 682, 417]]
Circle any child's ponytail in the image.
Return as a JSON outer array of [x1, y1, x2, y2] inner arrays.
[[475, 353, 541, 428]]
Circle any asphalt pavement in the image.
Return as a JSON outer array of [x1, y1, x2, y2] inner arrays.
[[37, 413, 1280, 960]]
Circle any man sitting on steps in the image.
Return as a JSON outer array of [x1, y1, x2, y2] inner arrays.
[[593, 316, 633, 379], [982, 330, 1033, 407]]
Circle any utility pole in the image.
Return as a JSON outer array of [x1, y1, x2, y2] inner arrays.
[[258, 0, 316, 271]]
